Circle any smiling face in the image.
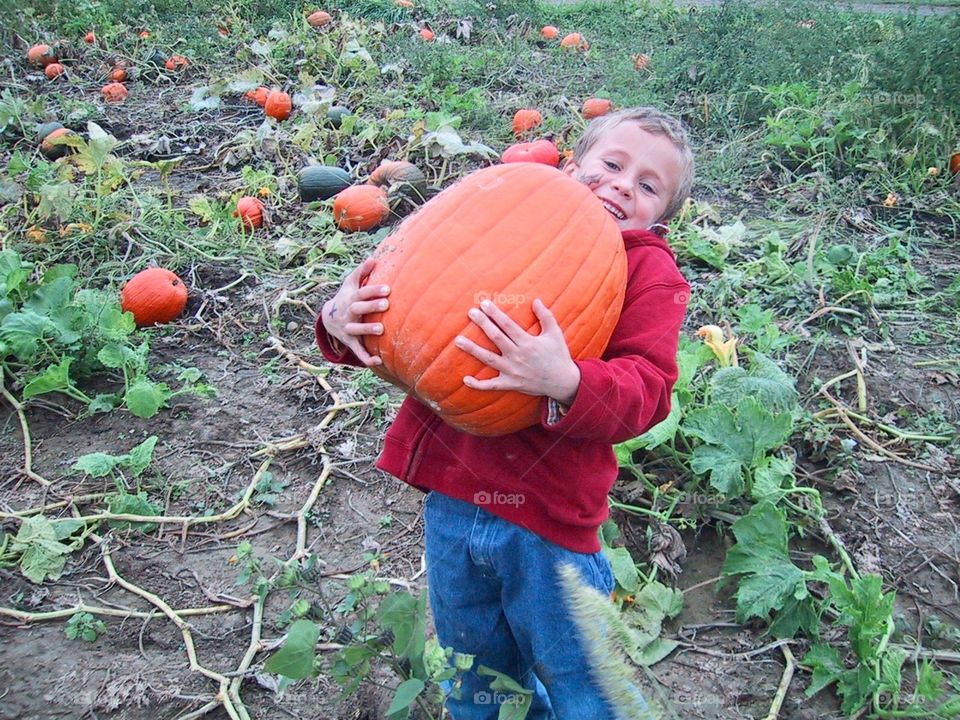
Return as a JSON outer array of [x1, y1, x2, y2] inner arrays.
[[563, 121, 684, 232]]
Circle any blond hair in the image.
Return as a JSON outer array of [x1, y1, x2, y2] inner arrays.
[[572, 107, 695, 224]]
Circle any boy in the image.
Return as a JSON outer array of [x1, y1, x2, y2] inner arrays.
[[316, 107, 694, 719]]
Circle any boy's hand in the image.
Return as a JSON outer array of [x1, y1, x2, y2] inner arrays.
[[321, 258, 390, 367], [455, 299, 581, 406]]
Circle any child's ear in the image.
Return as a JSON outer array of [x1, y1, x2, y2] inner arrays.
[[561, 159, 577, 176]]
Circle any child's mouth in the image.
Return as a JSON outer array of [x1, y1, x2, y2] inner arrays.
[[600, 200, 626, 220]]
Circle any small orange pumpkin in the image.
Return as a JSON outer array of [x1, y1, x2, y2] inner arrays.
[[27, 44, 57, 67], [512, 108, 542, 138], [84, 32, 96, 44], [307, 10, 332, 28], [540, 25, 559, 40], [108, 66, 127, 82], [419, 27, 435, 41], [501, 139, 559, 167], [40, 127, 74, 159], [333, 185, 390, 232], [264, 91, 292, 121], [950, 152, 960, 176], [234, 196, 265, 231], [165, 54, 189, 71], [559, 33, 588, 51], [369, 160, 427, 198], [582, 98, 613, 120], [244, 86, 269, 106], [121, 268, 189, 326], [101, 82, 129, 102], [44, 63, 66, 79], [138, 30, 150, 39], [395, 0, 414, 7], [632, 53, 650, 71]]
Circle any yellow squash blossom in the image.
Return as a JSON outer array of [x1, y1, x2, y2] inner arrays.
[[697, 324, 739, 367]]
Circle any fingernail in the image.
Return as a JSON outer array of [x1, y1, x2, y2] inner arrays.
[[381, 285, 390, 293], [468, 308, 481, 320], [375, 324, 383, 334], [378, 301, 388, 310], [455, 335, 466, 346], [481, 300, 492, 310]]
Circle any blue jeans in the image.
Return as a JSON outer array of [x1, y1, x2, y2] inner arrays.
[[423, 491, 650, 720]]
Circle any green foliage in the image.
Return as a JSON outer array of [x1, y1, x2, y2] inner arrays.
[[263, 567, 477, 718], [0, 250, 209, 417], [1, 515, 86, 585], [65, 612, 107, 643]]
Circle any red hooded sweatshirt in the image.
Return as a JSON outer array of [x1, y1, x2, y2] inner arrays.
[[315, 228, 689, 553]]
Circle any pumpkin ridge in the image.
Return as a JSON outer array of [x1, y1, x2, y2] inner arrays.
[[397, 168, 597, 394], [369, 164, 558, 379], [411, 176, 619, 413], [362, 162, 626, 434], [430, 191, 619, 413]]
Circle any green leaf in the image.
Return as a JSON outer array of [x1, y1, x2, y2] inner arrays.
[[264, 619, 319, 679], [721, 502, 808, 624], [603, 546, 639, 593], [107, 489, 160, 532], [73, 451, 121, 478], [10, 515, 75, 584], [126, 436, 158, 477], [804, 642, 847, 697], [21, 357, 75, 399], [0, 309, 58, 360], [37, 182, 76, 221], [751, 455, 795, 500], [385, 678, 424, 719], [124, 379, 171, 418], [711, 353, 798, 412]]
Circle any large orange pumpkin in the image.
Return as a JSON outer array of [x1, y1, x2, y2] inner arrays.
[[121, 268, 189, 326], [361, 162, 626, 436], [333, 185, 390, 232], [264, 91, 292, 121]]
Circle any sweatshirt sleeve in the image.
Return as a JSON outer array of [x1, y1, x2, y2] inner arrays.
[[314, 313, 367, 368], [539, 274, 689, 444]]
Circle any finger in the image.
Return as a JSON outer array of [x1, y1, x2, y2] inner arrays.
[[455, 335, 506, 371], [344, 321, 384, 337], [532, 298, 560, 334], [352, 297, 389, 315], [478, 300, 527, 344], [463, 375, 510, 391], [345, 339, 382, 367], [352, 257, 377, 282], [354, 283, 391, 301], [468, 306, 515, 350]]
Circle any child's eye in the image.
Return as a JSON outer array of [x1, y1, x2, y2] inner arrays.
[[640, 182, 655, 194], [604, 160, 619, 170]]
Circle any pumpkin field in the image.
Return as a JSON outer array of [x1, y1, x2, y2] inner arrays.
[[1, 0, 959, 718]]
